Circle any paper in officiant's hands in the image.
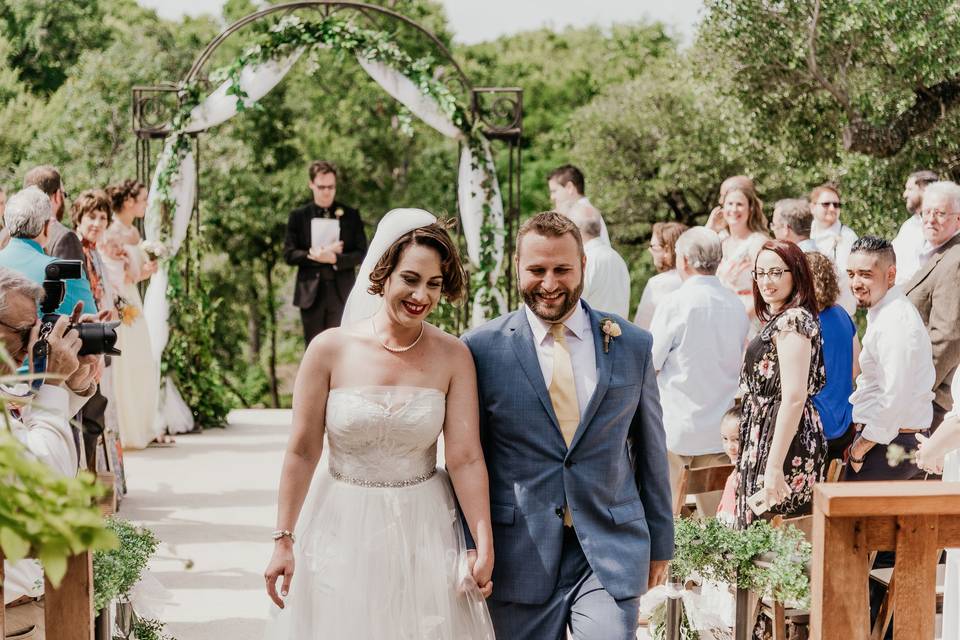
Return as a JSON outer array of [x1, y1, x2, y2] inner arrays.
[[311, 218, 340, 250]]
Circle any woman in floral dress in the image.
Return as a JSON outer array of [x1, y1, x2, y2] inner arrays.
[[735, 240, 827, 528]]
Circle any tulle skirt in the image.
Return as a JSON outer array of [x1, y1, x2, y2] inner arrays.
[[264, 468, 495, 639]]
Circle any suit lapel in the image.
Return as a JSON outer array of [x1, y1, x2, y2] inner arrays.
[[509, 311, 563, 435], [904, 234, 960, 295], [568, 306, 613, 453]]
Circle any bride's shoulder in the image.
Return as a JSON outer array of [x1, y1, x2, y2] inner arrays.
[[304, 326, 351, 358], [425, 324, 471, 358]]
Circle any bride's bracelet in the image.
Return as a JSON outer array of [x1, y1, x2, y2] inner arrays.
[[272, 529, 295, 543]]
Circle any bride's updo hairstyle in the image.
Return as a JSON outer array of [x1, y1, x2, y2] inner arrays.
[[106, 179, 145, 214], [367, 220, 466, 303]]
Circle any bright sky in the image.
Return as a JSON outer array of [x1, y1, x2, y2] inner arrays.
[[136, 0, 704, 44]]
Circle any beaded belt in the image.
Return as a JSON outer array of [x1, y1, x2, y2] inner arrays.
[[329, 467, 436, 488]]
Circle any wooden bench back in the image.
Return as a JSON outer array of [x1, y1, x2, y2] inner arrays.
[[0, 550, 94, 640]]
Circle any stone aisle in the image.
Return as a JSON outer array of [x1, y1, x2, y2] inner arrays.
[[120, 408, 652, 639]]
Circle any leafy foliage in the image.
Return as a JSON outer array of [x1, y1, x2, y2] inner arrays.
[[92, 517, 158, 612]]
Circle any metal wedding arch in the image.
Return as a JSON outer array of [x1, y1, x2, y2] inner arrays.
[[131, 1, 524, 311]]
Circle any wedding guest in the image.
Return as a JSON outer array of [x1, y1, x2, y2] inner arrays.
[[706, 175, 755, 235], [735, 240, 826, 528], [809, 182, 857, 266], [546, 164, 610, 244], [650, 227, 749, 516], [283, 160, 367, 345], [770, 198, 817, 252], [23, 165, 85, 264], [716, 405, 742, 526], [715, 183, 770, 320], [568, 200, 630, 317], [844, 236, 935, 481], [806, 251, 859, 463], [0, 187, 98, 315], [0, 267, 98, 640], [893, 170, 939, 285], [904, 180, 960, 429], [633, 221, 687, 329], [102, 180, 162, 449]]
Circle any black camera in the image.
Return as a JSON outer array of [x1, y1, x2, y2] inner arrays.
[[40, 260, 121, 356]]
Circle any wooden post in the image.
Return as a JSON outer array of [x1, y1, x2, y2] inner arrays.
[[44, 551, 95, 640], [810, 481, 960, 640]]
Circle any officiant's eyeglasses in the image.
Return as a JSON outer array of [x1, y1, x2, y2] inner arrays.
[[751, 268, 791, 282]]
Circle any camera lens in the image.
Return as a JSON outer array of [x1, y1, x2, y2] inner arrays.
[[76, 321, 121, 356]]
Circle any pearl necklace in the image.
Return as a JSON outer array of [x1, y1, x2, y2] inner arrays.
[[372, 318, 425, 353]]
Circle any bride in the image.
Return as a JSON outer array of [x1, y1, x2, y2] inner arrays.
[[263, 209, 495, 638]]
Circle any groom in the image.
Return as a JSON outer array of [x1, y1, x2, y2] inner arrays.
[[463, 212, 673, 639]]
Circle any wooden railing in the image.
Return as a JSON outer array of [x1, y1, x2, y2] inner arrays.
[[810, 481, 960, 640], [0, 550, 95, 640]]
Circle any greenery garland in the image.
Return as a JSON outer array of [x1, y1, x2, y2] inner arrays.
[[671, 517, 811, 607], [0, 424, 117, 586]]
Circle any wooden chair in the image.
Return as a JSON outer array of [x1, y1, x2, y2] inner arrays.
[[673, 462, 735, 516], [0, 550, 95, 640], [868, 552, 945, 639]]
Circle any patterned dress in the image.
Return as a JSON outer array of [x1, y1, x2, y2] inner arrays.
[[735, 307, 827, 528]]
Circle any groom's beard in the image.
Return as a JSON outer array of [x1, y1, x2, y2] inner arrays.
[[521, 278, 584, 322]]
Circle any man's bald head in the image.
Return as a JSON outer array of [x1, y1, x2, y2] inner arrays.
[[568, 201, 603, 241]]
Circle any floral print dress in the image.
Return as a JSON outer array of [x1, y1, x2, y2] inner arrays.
[[735, 307, 827, 528]]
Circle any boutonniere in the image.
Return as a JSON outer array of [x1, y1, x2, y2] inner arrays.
[[334, 207, 345, 219], [600, 318, 621, 353]]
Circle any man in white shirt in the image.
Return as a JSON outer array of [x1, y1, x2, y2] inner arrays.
[[568, 200, 630, 317], [844, 236, 935, 481], [650, 227, 750, 515], [810, 183, 858, 265], [547, 164, 610, 245], [0, 267, 97, 640], [893, 170, 939, 285]]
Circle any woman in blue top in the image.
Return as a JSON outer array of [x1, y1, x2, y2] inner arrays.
[[806, 251, 861, 463]]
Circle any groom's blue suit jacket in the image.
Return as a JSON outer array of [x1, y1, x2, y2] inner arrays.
[[462, 302, 673, 605]]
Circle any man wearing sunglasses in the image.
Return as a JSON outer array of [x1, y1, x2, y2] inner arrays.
[[809, 182, 859, 264], [0, 267, 98, 640]]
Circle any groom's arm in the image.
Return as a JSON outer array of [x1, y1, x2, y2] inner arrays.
[[630, 337, 674, 562]]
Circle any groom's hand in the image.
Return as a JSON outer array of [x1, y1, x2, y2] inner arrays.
[[467, 549, 494, 599], [647, 560, 669, 590]]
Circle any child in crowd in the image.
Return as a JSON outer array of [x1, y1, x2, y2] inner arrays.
[[716, 404, 741, 525]]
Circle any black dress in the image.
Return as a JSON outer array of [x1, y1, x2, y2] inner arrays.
[[735, 307, 827, 528]]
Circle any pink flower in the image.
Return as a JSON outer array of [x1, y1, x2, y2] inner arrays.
[[757, 358, 775, 379], [790, 474, 806, 491], [792, 456, 802, 467]]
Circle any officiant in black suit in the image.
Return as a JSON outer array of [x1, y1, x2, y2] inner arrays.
[[284, 161, 367, 346]]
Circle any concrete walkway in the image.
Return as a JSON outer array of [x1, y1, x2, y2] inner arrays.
[[120, 409, 652, 639]]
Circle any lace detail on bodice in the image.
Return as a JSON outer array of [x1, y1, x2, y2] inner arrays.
[[325, 386, 445, 486]]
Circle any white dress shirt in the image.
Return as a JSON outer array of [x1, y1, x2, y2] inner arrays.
[[649, 275, 750, 456], [850, 287, 935, 445], [633, 269, 682, 330], [582, 237, 631, 318], [893, 213, 925, 285], [574, 197, 610, 246], [524, 302, 598, 416], [797, 238, 819, 253], [4, 384, 83, 604]]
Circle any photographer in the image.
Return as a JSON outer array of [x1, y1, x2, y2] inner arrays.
[[0, 267, 97, 640]]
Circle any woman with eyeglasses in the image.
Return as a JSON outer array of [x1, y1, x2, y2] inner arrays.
[[633, 221, 688, 329], [713, 181, 770, 323], [734, 240, 827, 529]]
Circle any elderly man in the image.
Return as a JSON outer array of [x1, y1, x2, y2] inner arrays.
[[894, 170, 940, 285], [649, 227, 749, 515], [22, 165, 83, 262], [547, 164, 610, 245], [568, 200, 630, 317], [0, 267, 97, 639], [0, 187, 97, 315], [904, 180, 960, 428], [771, 198, 817, 251]]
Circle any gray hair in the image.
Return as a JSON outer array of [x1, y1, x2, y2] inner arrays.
[[4, 186, 51, 239], [0, 267, 43, 317], [774, 198, 812, 238], [922, 181, 960, 213], [568, 201, 603, 240], [675, 226, 722, 275]]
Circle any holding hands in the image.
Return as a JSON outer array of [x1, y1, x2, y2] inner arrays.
[[467, 548, 494, 599]]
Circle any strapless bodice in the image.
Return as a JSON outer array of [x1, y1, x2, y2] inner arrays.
[[325, 386, 445, 486]]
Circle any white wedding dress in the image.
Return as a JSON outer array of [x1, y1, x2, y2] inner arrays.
[[265, 385, 495, 639]]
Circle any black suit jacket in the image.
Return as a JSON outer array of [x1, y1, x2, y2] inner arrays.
[[283, 200, 366, 309]]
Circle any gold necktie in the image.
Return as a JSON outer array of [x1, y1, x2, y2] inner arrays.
[[549, 323, 579, 527]]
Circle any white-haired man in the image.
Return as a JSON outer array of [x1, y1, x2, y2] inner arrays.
[[568, 200, 630, 317], [904, 180, 960, 428], [0, 267, 98, 639], [649, 227, 750, 515], [0, 187, 97, 315]]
